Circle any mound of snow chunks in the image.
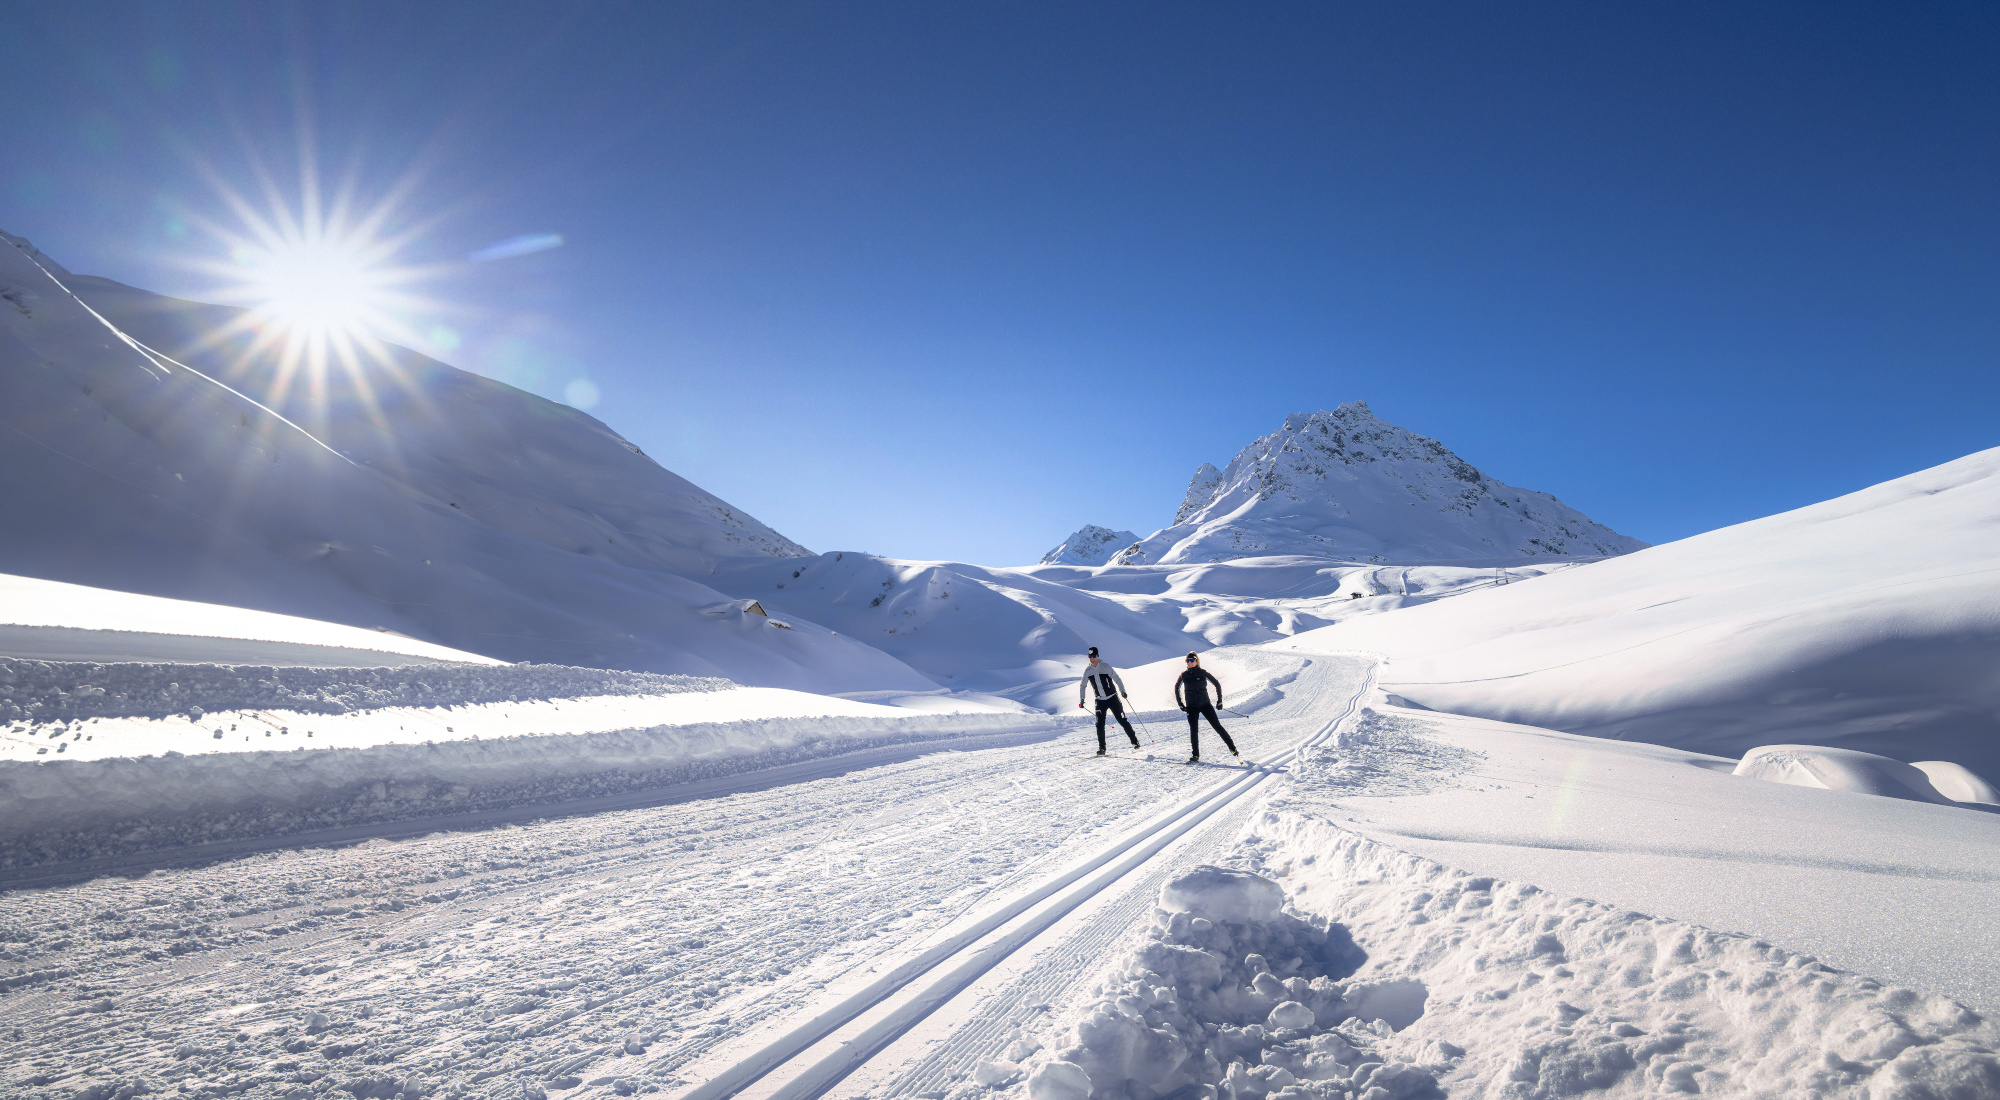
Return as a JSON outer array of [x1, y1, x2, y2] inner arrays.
[[0, 657, 728, 725], [1000, 866, 1453, 1100]]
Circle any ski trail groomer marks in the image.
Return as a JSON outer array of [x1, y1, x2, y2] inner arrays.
[[672, 658, 1379, 1100]]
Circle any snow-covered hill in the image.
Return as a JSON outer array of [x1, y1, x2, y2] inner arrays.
[[1038, 525, 1138, 566], [1286, 445, 2000, 777], [710, 551, 1578, 693], [1117, 402, 1647, 564], [0, 231, 929, 693]]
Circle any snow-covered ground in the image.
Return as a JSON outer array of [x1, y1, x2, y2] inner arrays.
[[0, 572, 501, 667], [986, 687, 2000, 1100], [0, 653, 1330, 1100], [0, 653, 1045, 865], [5, 654, 1994, 1100], [1280, 445, 2000, 778]]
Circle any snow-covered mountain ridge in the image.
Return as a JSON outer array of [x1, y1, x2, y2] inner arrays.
[[1118, 402, 1646, 564], [1039, 525, 1138, 566], [0, 230, 924, 691]]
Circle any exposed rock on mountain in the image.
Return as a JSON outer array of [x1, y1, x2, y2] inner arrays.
[[1039, 525, 1140, 566]]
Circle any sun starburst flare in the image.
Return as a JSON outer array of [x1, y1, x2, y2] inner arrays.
[[177, 158, 458, 421]]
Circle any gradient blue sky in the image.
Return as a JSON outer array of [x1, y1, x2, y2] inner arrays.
[[4, 2, 1997, 564]]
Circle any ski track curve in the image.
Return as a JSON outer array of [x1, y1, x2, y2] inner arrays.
[[0, 654, 1371, 1100]]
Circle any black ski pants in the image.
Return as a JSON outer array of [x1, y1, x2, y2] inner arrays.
[[1185, 702, 1236, 756], [1094, 697, 1138, 751]]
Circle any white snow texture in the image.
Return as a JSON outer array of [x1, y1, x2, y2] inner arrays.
[[1290, 444, 2000, 778], [1116, 403, 1648, 565], [0, 231, 928, 694], [1041, 526, 1141, 567]]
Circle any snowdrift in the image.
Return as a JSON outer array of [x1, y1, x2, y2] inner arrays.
[[1732, 745, 1962, 805], [0, 231, 930, 693], [998, 831, 2000, 1100], [1286, 447, 2000, 775]]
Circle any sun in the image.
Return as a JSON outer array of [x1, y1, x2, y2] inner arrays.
[[230, 233, 396, 342], [174, 162, 455, 418]]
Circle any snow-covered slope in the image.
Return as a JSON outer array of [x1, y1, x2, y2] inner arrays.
[[0, 231, 929, 693], [1285, 446, 2000, 776], [1039, 525, 1138, 566], [0, 572, 501, 666], [709, 552, 1577, 695], [1119, 402, 1647, 564]]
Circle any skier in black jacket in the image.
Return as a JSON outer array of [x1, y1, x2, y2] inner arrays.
[[1077, 646, 1140, 755], [1174, 652, 1238, 762]]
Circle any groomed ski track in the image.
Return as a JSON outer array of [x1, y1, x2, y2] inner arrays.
[[0, 653, 1372, 1100], [670, 655, 1376, 1100]]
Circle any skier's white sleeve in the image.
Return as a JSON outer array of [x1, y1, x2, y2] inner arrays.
[[1110, 667, 1127, 695]]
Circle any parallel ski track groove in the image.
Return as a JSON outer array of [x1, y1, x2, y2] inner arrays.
[[679, 659, 1378, 1100]]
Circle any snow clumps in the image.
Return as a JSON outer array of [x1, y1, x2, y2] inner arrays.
[[0, 656, 728, 725], [998, 864, 1430, 1100]]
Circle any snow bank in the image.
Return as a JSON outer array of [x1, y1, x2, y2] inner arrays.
[[1286, 446, 2000, 776], [1733, 745, 1965, 805], [0, 571, 500, 665], [0, 655, 724, 725], [997, 825, 2000, 1100], [0, 706, 1045, 864], [0, 653, 1057, 864]]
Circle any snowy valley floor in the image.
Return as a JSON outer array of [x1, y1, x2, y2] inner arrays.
[[2, 655, 1998, 1100]]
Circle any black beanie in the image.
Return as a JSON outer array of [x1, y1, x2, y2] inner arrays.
[[1087, 646, 1099, 657]]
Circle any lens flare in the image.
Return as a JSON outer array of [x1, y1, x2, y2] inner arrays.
[[176, 156, 457, 423], [231, 236, 388, 339]]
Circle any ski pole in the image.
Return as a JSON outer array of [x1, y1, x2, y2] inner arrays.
[[1124, 699, 1156, 744]]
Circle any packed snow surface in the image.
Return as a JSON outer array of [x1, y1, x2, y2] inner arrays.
[[997, 693, 2000, 1100], [1278, 703, 2000, 1013], [0, 572, 499, 666], [1039, 527, 1139, 567], [1285, 445, 2000, 776], [0, 654, 1044, 859], [0, 231, 930, 692], [1114, 403, 1647, 565], [1, 653, 1996, 1100]]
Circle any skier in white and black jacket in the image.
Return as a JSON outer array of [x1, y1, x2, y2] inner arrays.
[[1077, 646, 1140, 755]]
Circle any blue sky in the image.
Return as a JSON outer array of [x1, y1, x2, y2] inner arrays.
[[4, 2, 1997, 564]]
